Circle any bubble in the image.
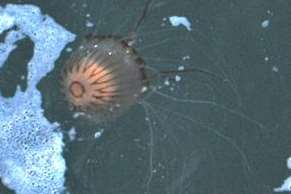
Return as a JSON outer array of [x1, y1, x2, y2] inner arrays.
[[168, 16, 192, 31], [261, 19, 270, 28]]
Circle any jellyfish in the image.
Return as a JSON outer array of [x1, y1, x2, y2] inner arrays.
[[61, 35, 147, 123], [60, 0, 209, 124], [51, 1, 272, 194], [61, 0, 157, 124]]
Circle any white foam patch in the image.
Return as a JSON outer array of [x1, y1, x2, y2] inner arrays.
[[175, 75, 181, 82], [68, 128, 77, 141], [0, 12, 14, 33], [164, 79, 170, 86], [274, 157, 291, 192], [168, 16, 192, 31], [0, 4, 75, 194], [261, 19, 270, 28], [178, 65, 185, 71], [94, 129, 104, 139], [272, 66, 279, 73], [86, 21, 94, 28]]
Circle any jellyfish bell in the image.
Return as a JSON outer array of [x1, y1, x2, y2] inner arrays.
[[61, 34, 148, 123], [51, 1, 273, 194], [61, 0, 154, 124], [60, 11, 214, 125]]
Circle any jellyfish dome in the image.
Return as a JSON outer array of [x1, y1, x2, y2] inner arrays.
[[61, 35, 147, 123]]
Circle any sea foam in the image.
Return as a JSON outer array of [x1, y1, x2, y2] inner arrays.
[[0, 4, 75, 194]]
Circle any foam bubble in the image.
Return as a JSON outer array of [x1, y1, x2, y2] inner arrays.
[[94, 129, 104, 139], [168, 16, 192, 31], [175, 75, 181, 82], [274, 157, 291, 192], [0, 4, 75, 194], [0, 11, 14, 33], [261, 19, 270, 28]]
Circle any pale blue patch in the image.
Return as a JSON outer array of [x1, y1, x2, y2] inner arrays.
[[168, 16, 192, 31], [261, 19, 270, 28], [0, 4, 75, 194], [86, 21, 94, 28], [0, 11, 14, 34], [274, 157, 291, 192]]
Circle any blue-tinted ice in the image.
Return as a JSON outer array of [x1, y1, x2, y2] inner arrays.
[[0, 4, 75, 194]]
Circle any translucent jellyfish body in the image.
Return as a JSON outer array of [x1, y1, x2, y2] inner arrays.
[[62, 35, 147, 123]]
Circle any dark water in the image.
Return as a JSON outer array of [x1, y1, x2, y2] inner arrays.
[[0, 0, 291, 194]]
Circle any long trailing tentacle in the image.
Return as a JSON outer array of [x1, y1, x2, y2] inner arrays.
[[143, 66, 226, 86], [124, 0, 154, 46], [132, 0, 153, 33]]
